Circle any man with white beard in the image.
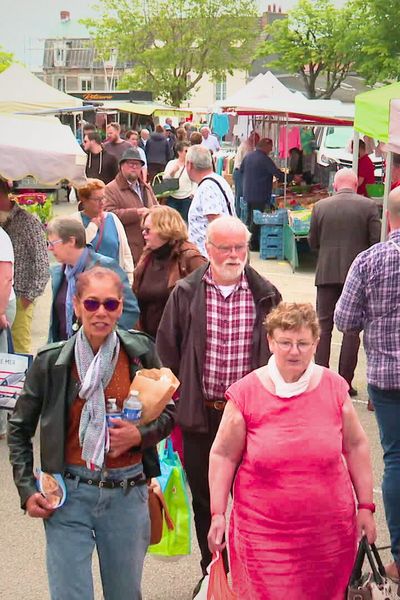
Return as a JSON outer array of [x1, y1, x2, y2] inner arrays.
[[156, 216, 281, 594]]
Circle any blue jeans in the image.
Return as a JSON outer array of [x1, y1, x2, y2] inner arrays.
[[166, 196, 191, 223], [369, 384, 400, 562], [44, 463, 150, 600]]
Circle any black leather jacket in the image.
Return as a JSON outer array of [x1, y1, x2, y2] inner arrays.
[[8, 329, 175, 509]]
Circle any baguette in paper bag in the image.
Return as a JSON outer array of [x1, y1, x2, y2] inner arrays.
[[130, 368, 179, 424]]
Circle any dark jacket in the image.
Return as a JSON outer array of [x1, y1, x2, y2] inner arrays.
[[133, 240, 207, 337], [85, 149, 118, 184], [240, 149, 287, 208], [156, 263, 282, 433], [145, 133, 171, 166], [49, 248, 140, 342], [104, 172, 158, 264], [308, 188, 381, 286], [8, 329, 175, 509]]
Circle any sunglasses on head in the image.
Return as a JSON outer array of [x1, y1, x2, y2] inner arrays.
[[82, 298, 121, 312]]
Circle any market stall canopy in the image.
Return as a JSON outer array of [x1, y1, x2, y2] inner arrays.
[[220, 71, 353, 125], [99, 101, 192, 118], [386, 99, 400, 154], [0, 114, 87, 186], [0, 64, 82, 113], [354, 82, 400, 142]]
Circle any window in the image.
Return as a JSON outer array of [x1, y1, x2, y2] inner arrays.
[[55, 76, 66, 91], [80, 78, 92, 92], [215, 77, 227, 102], [53, 42, 66, 67]]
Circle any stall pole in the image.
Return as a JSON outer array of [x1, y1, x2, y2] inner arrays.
[[284, 113, 288, 207], [381, 150, 393, 241], [352, 130, 360, 174]]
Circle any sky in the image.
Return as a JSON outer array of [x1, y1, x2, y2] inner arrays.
[[0, 0, 346, 69]]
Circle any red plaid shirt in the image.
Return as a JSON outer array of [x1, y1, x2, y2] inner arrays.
[[203, 267, 256, 401]]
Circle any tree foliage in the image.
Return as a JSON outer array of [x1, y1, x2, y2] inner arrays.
[[0, 46, 15, 74], [82, 0, 259, 106], [257, 0, 364, 99], [350, 0, 400, 84]]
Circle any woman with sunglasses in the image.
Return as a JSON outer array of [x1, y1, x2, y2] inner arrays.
[[133, 205, 206, 339], [70, 178, 134, 284], [163, 141, 195, 223], [47, 216, 139, 343], [8, 266, 175, 600], [208, 302, 376, 600]]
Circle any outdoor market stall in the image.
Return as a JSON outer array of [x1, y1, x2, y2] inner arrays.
[[354, 82, 400, 239], [221, 72, 354, 269], [0, 113, 87, 221]]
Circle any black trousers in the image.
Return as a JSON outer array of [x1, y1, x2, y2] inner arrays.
[[315, 284, 360, 387], [182, 407, 228, 575]]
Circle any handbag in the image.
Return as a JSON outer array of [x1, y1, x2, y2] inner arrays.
[[0, 328, 32, 411], [148, 478, 174, 545], [152, 167, 185, 197], [196, 552, 237, 600], [148, 437, 191, 557], [347, 536, 400, 599]]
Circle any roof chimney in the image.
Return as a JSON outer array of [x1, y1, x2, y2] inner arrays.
[[60, 11, 70, 22]]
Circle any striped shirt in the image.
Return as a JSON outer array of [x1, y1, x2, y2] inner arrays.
[[202, 268, 256, 401], [334, 229, 400, 389]]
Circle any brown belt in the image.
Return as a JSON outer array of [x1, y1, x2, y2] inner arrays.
[[205, 400, 226, 411]]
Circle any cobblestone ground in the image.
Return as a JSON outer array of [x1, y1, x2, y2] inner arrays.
[[0, 202, 391, 599]]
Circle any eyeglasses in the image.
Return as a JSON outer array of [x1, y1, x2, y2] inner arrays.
[[47, 238, 63, 249], [123, 160, 142, 168], [273, 339, 314, 352], [82, 298, 121, 312], [208, 242, 248, 255]]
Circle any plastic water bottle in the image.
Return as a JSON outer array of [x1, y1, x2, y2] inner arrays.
[[106, 398, 122, 427], [123, 391, 142, 423]]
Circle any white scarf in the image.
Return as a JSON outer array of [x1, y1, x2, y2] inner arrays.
[[267, 354, 315, 398]]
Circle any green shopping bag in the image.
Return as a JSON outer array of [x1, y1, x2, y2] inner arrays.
[[148, 437, 191, 557]]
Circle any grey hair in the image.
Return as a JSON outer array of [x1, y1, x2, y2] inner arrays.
[[206, 216, 251, 243], [47, 217, 86, 248], [186, 145, 212, 171]]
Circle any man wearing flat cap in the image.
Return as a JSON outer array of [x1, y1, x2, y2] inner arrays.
[[104, 148, 158, 264]]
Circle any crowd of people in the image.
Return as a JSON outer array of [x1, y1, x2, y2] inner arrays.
[[2, 116, 400, 600]]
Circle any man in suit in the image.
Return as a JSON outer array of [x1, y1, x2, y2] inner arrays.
[[308, 168, 381, 395]]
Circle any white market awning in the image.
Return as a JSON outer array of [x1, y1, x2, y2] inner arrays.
[[0, 114, 87, 186]]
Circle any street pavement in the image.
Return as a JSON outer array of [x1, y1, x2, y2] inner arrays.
[[0, 202, 392, 599]]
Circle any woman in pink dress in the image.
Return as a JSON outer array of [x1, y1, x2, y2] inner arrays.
[[208, 303, 376, 600]]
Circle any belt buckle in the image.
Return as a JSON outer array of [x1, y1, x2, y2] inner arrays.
[[213, 400, 225, 411]]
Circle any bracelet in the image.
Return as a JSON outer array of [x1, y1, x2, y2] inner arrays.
[[357, 502, 376, 513]]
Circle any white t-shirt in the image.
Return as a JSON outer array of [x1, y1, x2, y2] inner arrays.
[[188, 173, 236, 257], [201, 135, 220, 153], [0, 228, 15, 301]]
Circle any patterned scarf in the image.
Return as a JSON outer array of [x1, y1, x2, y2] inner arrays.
[[64, 247, 89, 338], [74, 328, 120, 470]]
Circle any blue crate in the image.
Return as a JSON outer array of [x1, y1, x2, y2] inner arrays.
[[291, 217, 310, 235], [239, 197, 248, 224], [252, 208, 288, 225], [259, 225, 284, 260]]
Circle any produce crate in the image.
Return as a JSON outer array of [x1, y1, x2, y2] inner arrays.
[[259, 226, 284, 260], [252, 209, 288, 225]]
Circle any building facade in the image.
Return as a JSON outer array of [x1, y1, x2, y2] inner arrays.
[[42, 11, 128, 93]]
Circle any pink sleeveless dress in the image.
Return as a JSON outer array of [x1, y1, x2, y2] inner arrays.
[[226, 367, 357, 600]]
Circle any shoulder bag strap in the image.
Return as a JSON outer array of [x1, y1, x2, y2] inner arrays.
[[198, 176, 233, 216], [94, 216, 106, 252]]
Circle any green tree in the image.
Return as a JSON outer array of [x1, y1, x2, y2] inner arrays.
[[82, 0, 259, 106], [0, 46, 14, 73], [350, 0, 400, 84], [257, 0, 364, 99]]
